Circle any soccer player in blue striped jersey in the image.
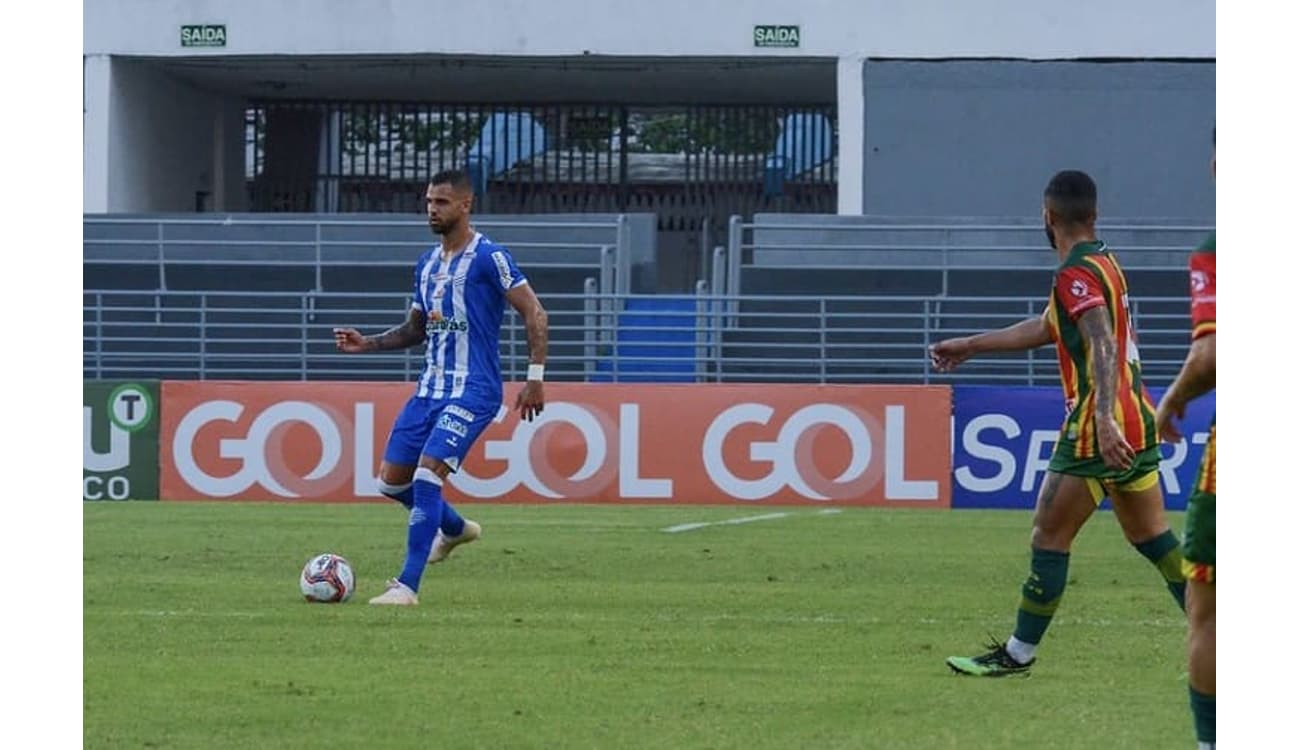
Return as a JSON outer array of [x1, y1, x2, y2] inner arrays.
[[333, 169, 549, 606]]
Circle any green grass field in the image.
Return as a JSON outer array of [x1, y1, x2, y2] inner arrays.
[[84, 503, 1191, 749]]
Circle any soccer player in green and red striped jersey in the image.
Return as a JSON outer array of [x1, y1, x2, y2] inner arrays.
[[1156, 134, 1216, 750], [930, 170, 1186, 677]]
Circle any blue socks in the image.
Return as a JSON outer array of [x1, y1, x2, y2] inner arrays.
[[396, 468, 445, 593], [378, 480, 414, 510], [380, 478, 465, 537], [441, 500, 466, 538]]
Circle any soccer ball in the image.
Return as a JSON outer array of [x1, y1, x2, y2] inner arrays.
[[299, 553, 355, 603]]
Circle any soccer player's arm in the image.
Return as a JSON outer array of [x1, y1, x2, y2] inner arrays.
[[495, 247, 548, 421], [506, 282, 549, 368], [968, 313, 1054, 353], [333, 261, 428, 353], [928, 307, 1052, 371], [362, 307, 428, 352], [1157, 254, 1216, 430], [1067, 267, 1134, 469]]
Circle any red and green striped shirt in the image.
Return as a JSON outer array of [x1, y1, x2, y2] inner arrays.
[[1190, 232, 1216, 341], [1044, 241, 1158, 459], [1190, 231, 1215, 496]]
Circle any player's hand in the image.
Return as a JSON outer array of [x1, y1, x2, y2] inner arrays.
[[929, 337, 975, 372], [516, 381, 545, 422], [1096, 416, 1136, 471], [333, 327, 370, 353], [1153, 392, 1186, 443]]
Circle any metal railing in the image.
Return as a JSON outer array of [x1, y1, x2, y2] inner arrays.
[[719, 218, 1213, 299], [83, 288, 1196, 386], [83, 214, 633, 296]]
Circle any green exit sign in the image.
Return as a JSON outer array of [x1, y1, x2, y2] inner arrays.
[[181, 24, 227, 48], [754, 25, 800, 48]]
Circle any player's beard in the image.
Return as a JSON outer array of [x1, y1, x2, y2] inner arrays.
[[430, 215, 459, 236], [1044, 222, 1056, 250]]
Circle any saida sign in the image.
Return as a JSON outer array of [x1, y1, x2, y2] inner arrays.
[[754, 25, 800, 48], [181, 24, 226, 48]]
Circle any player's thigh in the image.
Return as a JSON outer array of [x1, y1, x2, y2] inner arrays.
[[382, 396, 437, 471], [1187, 578, 1215, 633], [1030, 471, 1097, 551], [1109, 479, 1170, 543], [377, 461, 416, 486], [420, 397, 500, 475]]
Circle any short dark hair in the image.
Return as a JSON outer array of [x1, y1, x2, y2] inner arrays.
[[429, 169, 473, 194], [1044, 170, 1097, 225]]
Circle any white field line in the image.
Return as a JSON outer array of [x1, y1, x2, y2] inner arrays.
[[661, 507, 844, 533], [661, 512, 790, 533]]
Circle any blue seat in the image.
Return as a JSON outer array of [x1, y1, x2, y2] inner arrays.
[[465, 112, 548, 196], [762, 112, 833, 198]]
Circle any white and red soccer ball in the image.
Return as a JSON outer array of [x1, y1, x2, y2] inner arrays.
[[299, 553, 355, 603]]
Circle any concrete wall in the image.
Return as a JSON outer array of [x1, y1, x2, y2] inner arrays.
[[85, 0, 1213, 58], [85, 57, 246, 213], [861, 60, 1216, 218]]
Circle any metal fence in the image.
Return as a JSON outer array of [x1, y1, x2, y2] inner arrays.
[[83, 214, 634, 296], [83, 288, 1197, 386], [717, 218, 1212, 298]]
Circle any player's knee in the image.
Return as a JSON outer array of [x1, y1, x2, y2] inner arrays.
[[1030, 524, 1072, 552], [378, 464, 415, 486], [417, 457, 453, 480], [376, 479, 412, 500], [1187, 581, 1216, 630]]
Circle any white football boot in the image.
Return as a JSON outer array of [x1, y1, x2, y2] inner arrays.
[[427, 520, 482, 564], [368, 578, 419, 606]]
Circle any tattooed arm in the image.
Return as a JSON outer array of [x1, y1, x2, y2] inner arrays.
[[333, 308, 427, 353], [1077, 307, 1136, 470], [505, 282, 549, 421]]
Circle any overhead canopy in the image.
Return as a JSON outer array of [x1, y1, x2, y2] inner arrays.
[[143, 54, 838, 104]]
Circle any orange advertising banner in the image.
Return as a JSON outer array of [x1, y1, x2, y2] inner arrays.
[[160, 381, 952, 507]]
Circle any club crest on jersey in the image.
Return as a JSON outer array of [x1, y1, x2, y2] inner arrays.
[[1191, 270, 1208, 293], [1070, 279, 1088, 298]]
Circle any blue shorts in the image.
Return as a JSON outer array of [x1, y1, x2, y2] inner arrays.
[[382, 393, 500, 472]]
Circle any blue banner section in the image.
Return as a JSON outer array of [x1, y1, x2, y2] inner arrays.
[[952, 385, 1215, 510]]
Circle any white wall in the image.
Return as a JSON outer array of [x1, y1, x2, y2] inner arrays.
[[90, 58, 246, 212], [83, 57, 112, 212], [85, 0, 1214, 59]]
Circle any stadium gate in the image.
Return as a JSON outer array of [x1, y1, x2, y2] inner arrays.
[[244, 101, 838, 291]]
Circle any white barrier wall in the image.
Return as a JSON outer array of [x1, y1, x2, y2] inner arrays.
[[85, 0, 1213, 58], [84, 57, 245, 213], [83, 0, 1213, 214]]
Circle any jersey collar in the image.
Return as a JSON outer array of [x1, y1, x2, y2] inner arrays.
[[1062, 239, 1107, 266]]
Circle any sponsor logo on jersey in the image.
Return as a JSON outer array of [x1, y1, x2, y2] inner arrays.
[[492, 251, 513, 289], [427, 318, 469, 335], [437, 413, 469, 438], [445, 405, 477, 422], [1070, 279, 1088, 298]]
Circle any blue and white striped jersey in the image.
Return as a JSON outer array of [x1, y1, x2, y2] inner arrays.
[[409, 232, 527, 402]]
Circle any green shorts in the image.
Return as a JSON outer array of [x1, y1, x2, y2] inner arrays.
[[1182, 423, 1216, 582], [1048, 444, 1162, 504], [1182, 490, 1215, 580]]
